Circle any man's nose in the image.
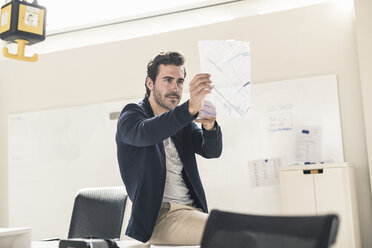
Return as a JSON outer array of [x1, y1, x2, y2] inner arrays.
[[170, 80, 179, 91]]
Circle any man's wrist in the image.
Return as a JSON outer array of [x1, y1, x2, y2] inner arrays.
[[187, 101, 198, 116], [203, 122, 216, 131]]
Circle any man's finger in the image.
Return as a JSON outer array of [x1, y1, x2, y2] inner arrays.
[[194, 73, 211, 79], [190, 80, 212, 91], [195, 118, 216, 123]]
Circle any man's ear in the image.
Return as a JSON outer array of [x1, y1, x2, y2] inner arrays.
[[146, 77, 154, 91]]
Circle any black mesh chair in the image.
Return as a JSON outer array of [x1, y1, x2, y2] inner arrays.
[[67, 187, 128, 239], [201, 210, 339, 248]]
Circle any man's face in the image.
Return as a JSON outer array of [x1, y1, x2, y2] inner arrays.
[[150, 64, 185, 111]]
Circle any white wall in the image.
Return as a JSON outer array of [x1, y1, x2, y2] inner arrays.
[[1, 0, 371, 246], [0, 73, 7, 231], [354, 0, 372, 199]]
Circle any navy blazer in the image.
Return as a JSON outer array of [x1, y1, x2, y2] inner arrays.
[[116, 97, 223, 242]]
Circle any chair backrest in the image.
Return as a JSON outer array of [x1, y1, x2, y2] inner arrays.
[[67, 187, 128, 239], [201, 210, 339, 248]]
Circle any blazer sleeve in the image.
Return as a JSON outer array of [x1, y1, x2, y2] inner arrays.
[[117, 100, 196, 147], [192, 121, 223, 158]]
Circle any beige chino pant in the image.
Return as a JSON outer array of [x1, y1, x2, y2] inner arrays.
[[148, 202, 209, 245]]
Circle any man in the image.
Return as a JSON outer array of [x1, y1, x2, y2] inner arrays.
[[116, 51, 222, 245]]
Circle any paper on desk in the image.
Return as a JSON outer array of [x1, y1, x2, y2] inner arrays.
[[198, 40, 251, 118]]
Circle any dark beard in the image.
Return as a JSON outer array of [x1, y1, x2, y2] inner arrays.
[[153, 88, 180, 111]]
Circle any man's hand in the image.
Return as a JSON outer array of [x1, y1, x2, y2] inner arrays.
[[195, 100, 217, 130], [195, 117, 216, 131], [188, 73, 213, 116]]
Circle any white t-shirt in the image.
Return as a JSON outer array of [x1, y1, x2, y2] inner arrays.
[[162, 137, 194, 205]]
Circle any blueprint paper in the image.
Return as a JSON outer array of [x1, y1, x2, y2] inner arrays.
[[198, 40, 251, 117], [198, 99, 216, 119]]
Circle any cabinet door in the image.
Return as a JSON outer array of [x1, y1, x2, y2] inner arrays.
[[280, 170, 316, 215], [314, 168, 355, 248]]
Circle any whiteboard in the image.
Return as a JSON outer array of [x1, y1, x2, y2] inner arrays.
[[197, 74, 344, 214], [8, 74, 343, 240], [8, 100, 132, 240]]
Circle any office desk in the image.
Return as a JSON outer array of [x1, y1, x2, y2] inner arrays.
[[32, 240, 200, 248]]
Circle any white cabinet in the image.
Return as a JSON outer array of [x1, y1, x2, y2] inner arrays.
[[0, 228, 31, 248], [279, 163, 361, 248]]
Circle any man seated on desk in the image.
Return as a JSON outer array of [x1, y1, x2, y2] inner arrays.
[[116, 51, 223, 245]]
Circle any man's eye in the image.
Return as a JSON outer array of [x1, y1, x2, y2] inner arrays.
[[178, 80, 184, 85], [165, 78, 172, 83]]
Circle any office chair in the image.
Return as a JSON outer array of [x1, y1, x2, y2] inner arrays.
[[201, 210, 339, 248], [67, 187, 128, 239]]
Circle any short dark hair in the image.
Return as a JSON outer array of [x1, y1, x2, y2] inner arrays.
[[145, 51, 186, 98]]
